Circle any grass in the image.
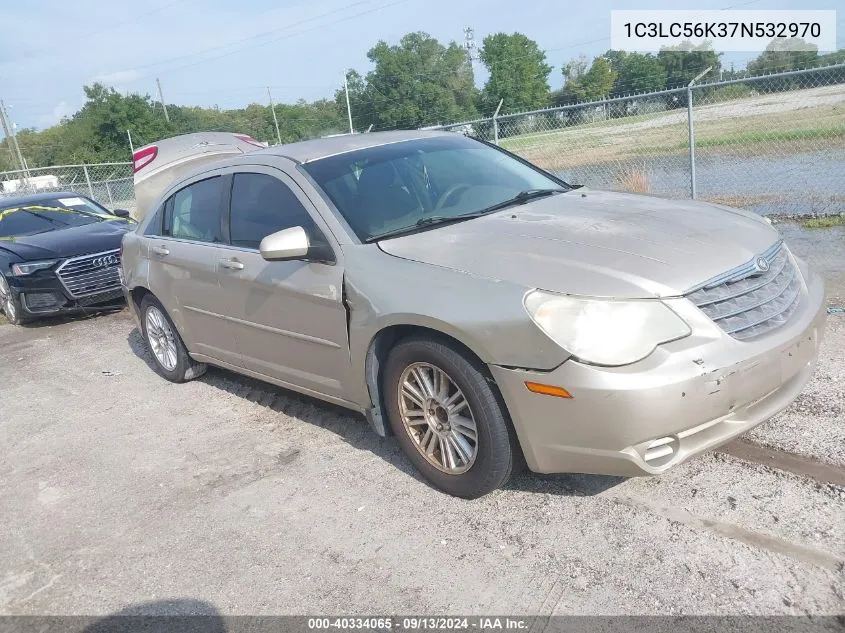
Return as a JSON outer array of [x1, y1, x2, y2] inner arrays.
[[798, 215, 845, 229], [496, 84, 845, 170], [646, 126, 845, 153], [615, 168, 650, 193]]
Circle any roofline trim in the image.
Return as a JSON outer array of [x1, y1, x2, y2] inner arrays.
[[301, 135, 430, 164]]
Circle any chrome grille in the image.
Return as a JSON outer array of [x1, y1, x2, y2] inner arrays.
[[687, 241, 802, 340], [55, 249, 122, 299]]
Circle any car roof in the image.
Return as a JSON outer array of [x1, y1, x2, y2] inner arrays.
[[252, 129, 453, 164], [0, 191, 95, 208]]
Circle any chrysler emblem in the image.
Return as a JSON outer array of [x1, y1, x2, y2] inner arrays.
[[92, 255, 119, 268], [754, 256, 770, 273]]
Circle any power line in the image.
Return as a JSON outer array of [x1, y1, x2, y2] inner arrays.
[[142, 0, 413, 80], [127, 0, 374, 75], [13, 0, 192, 60]]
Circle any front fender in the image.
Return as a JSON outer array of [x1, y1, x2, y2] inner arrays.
[[343, 250, 570, 407]]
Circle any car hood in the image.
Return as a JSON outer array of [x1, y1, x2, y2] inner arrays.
[[377, 189, 781, 298], [0, 219, 133, 261]]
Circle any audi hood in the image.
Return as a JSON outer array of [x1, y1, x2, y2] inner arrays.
[[0, 219, 132, 261], [377, 189, 781, 299]]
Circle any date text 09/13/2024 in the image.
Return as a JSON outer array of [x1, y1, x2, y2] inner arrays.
[[307, 617, 530, 631]]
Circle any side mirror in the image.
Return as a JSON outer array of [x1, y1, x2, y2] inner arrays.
[[113, 209, 131, 218], [260, 226, 310, 261]]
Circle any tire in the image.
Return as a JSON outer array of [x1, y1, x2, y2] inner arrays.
[[0, 274, 27, 326], [139, 295, 206, 383], [383, 335, 516, 498]]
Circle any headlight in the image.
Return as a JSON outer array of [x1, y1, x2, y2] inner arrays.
[[11, 260, 57, 276], [524, 290, 691, 366]]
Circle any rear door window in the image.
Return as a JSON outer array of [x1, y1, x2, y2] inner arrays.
[[228, 173, 317, 249], [163, 176, 224, 243]]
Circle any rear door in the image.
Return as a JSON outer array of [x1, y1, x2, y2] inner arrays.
[[215, 167, 351, 400], [145, 173, 241, 366]]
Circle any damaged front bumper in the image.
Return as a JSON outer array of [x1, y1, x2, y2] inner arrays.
[[490, 262, 827, 477], [9, 272, 124, 318]]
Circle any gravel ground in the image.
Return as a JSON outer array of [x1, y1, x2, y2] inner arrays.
[[747, 314, 845, 467], [1, 305, 843, 617]]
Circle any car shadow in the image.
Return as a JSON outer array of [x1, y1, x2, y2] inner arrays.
[[126, 327, 626, 499], [12, 305, 125, 329], [81, 598, 225, 633]]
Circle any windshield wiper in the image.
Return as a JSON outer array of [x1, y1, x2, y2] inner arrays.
[[364, 210, 492, 243], [475, 188, 566, 214], [363, 189, 567, 243]]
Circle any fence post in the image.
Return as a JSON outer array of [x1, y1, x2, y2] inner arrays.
[[82, 164, 94, 198], [687, 66, 712, 200], [686, 87, 695, 199], [492, 99, 504, 145], [105, 180, 114, 205]]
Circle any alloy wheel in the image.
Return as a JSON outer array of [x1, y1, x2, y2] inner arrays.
[[145, 306, 178, 371], [397, 362, 478, 474], [0, 276, 15, 321]]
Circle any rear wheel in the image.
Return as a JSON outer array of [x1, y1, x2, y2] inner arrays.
[[0, 274, 27, 325], [140, 295, 206, 382], [383, 336, 516, 498]]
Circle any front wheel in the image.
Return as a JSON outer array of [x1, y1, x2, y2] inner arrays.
[[140, 295, 206, 382], [0, 274, 27, 325], [383, 336, 517, 498]]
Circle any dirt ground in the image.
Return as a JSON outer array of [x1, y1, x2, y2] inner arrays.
[[1, 278, 844, 617]]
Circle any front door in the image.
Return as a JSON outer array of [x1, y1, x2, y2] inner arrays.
[[215, 169, 351, 400], [146, 174, 240, 366]]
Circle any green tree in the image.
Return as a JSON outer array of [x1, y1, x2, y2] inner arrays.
[[816, 49, 845, 66], [603, 50, 667, 95], [658, 41, 722, 89], [479, 32, 552, 115], [747, 38, 819, 75], [558, 55, 617, 103], [337, 32, 477, 130]]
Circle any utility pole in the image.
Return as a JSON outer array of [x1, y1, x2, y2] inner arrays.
[[463, 27, 477, 63], [0, 102, 16, 167], [343, 73, 354, 134], [267, 87, 282, 145], [0, 100, 29, 179], [156, 78, 170, 122]]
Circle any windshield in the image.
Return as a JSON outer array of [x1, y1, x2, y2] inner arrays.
[[0, 205, 106, 238], [302, 135, 569, 242], [44, 195, 114, 218]]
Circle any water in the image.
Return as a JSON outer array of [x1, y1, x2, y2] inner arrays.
[[777, 223, 845, 274], [556, 149, 845, 217]]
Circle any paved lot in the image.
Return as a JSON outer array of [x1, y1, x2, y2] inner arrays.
[[1, 298, 843, 616]]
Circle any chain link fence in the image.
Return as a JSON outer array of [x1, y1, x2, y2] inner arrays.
[[0, 162, 135, 213], [427, 63, 845, 277]]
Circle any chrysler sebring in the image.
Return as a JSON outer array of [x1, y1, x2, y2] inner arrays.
[[120, 131, 825, 498]]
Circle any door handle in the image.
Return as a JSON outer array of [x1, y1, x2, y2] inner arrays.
[[151, 245, 170, 256], [219, 258, 244, 271]]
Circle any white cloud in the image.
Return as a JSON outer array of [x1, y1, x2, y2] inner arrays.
[[91, 70, 141, 87], [36, 101, 72, 127]]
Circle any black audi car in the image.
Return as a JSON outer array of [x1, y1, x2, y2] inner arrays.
[[0, 192, 135, 325]]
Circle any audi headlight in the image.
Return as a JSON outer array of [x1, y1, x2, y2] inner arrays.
[[524, 290, 691, 366], [11, 260, 57, 276]]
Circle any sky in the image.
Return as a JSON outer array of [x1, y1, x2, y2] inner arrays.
[[0, 0, 841, 132]]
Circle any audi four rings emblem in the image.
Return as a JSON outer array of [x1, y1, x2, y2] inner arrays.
[[92, 255, 119, 268], [754, 256, 770, 273]]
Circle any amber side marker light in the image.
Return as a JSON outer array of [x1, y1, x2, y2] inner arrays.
[[524, 382, 573, 398]]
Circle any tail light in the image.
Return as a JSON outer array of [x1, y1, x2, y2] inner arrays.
[[132, 146, 158, 173], [234, 134, 266, 148]]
